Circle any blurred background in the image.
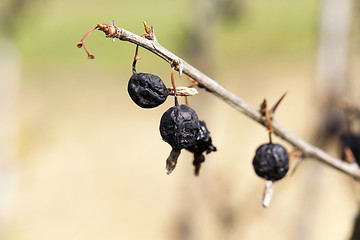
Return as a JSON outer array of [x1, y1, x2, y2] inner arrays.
[[0, 0, 359, 239]]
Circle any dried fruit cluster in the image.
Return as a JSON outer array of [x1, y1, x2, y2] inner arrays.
[[76, 21, 299, 207], [128, 45, 217, 176], [77, 23, 217, 176]]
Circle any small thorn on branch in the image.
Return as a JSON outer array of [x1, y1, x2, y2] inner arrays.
[[270, 92, 287, 117]]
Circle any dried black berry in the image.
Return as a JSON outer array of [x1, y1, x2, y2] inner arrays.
[[341, 133, 360, 165], [160, 104, 200, 150], [186, 121, 217, 175], [252, 143, 289, 181], [186, 121, 217, 154], [128, 72, 169, 108], [160, 104, 200, 174]]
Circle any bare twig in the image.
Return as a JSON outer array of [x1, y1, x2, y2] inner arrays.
[[79, 22, 360, 180]]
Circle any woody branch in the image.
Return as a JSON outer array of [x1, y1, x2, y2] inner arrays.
[[78, 21, 360, 180]]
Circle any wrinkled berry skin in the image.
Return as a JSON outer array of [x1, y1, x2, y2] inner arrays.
[[186, 121, 217, 154], [160, 104, 200, 149], [128, 72, 169, 108], [186, 121, 217, 175], [341, 133, 360, 165], [253, 143, 289, 181]]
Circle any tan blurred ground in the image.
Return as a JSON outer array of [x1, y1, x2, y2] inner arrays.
[[4, 60, 356, 240]]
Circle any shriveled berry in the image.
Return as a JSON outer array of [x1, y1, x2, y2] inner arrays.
[[186, 121, 217, 154], [160, 104, 200, 150], [253, 143, 289, 181], [128, 72, 169, 108], [186, 121, 217, 176]]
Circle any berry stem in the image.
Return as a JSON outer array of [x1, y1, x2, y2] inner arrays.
[[268, 132, 273, 144], [171, 66, 177, 96], [171, 66, 179, 106], [262, 99, 273, 144], [132, 45, 140, 74]]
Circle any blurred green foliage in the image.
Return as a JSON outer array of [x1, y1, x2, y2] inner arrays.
[[220, 0, 318, 57], [4, 0, 318, 70]]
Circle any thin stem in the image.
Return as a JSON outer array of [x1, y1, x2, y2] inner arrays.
[[171, 66, 177, 96], [265, 105, 273, 144], [78, 25, 98, 44], [132, 45, 140, 74], [268, 132, 273, 145], [171, 66, 179, 106], [77, 25, 98, 59]]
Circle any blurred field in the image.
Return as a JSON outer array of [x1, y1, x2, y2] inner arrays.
[[1, 0, 359, 239]]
